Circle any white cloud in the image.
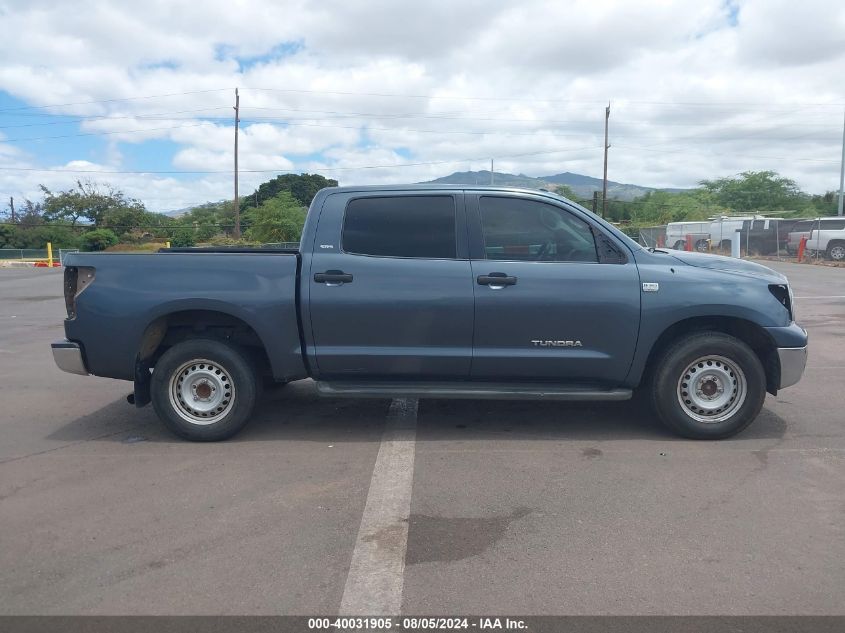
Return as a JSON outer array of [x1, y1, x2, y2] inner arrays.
[[0, 0, 843, 211]]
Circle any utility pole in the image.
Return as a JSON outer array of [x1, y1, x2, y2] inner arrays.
[[602, 102, 610, 219], [9, 196, 14, 223], [838, 107, 844, 216], [233, 88, 241, 238], [490, 159, 494, 185]]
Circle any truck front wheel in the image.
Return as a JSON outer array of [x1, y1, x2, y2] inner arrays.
[[650, 332, 766, 439], [151, 338, 258, 441]]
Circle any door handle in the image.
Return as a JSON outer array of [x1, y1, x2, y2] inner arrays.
[[314, 270, 353, 284], [477, 273, 517, 287]]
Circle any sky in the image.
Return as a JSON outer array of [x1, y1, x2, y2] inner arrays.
[[0, 0, 843, 213]]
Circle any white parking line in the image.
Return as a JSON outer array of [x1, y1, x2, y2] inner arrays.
[[339, 397, 419, 616]]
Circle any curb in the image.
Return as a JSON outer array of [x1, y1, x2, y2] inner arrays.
[[0, 261, 62, 268], [0, 261, 36, 268]]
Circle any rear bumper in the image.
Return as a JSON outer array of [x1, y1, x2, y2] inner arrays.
[[777, 346, 807, 389], [52, 340, 89, 376]]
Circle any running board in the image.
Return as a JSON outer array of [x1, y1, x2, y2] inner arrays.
[[315, 381, 632, 401]]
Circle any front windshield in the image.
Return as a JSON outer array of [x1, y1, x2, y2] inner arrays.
[[539, 190, 643, 252]]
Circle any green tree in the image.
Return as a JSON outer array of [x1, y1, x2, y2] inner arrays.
[[554, 185, 578, 200], [699, 171, 803, 213], [242, 173, 338, 209], [42, 181, 146, 227], [195, 224, 219, 241], [14, 199, 46, 227], [0, 224, 17, 247], [100, 202, 149, 234], [245, 192, 306, 243], [182, 200, 236, 235], [81, 228, 119, 251]]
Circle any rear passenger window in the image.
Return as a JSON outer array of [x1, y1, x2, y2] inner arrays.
[[821, 219, 845, 230], [342, 196, 457, 259]]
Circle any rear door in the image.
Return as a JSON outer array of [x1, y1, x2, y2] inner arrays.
[[467, 193, 640, 383], [306, 191, 474, 379]]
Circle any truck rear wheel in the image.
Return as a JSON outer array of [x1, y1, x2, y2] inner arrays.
[[650, 332, 766, 439], [151, 338, 258, 441]]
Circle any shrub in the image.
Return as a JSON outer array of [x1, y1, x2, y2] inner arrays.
[[169, 228, 196, 248], [81, 228, 119, 251]]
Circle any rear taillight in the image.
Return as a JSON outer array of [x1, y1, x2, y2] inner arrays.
[[64, 266, 95, 319]]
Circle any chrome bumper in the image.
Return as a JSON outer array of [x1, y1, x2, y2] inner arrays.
[[52, 340, 89, 376], [777, 346, 807, 389]]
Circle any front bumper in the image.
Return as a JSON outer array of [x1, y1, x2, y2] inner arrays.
[[777, 346, 807, 389], [52, 339, 89, 376]]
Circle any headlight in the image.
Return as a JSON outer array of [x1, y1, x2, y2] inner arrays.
[[788, 284, 796, 322], [769, 284, 794, 322]]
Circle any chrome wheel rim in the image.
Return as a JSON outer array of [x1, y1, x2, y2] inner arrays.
[[168, 358, 235, 425], [830, 245, 845, 260], [677, 355, 746, 423]]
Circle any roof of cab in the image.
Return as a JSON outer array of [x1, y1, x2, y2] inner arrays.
[[318, 183, 553, 194]]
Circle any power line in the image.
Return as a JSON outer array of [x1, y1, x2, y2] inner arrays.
[[0, 89, 231, 113], [0, 146, 602, 175], [0, 122, 212, 143], [6, 115, 838, 144], [243, 87, 845, 108], [614, 144, 841, 164], [0, 107, 231, 129], [5, 103, 840, 129]]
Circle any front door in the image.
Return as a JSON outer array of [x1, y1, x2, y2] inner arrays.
[[307, 192, 474, 379], [467, 193, 640, 383]]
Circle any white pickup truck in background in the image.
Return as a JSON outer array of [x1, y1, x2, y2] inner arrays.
[[805, 218, 845, 261]]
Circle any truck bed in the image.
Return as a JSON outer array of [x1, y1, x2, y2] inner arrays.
[[63, 251, 306, 382]]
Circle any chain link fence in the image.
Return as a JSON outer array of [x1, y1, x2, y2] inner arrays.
[[0, 248, 79, 264], [629, 217, 842, 262]]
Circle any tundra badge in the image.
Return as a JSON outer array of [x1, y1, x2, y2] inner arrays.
[[531, 340, 583, 347], [642, 282, 659, 292]]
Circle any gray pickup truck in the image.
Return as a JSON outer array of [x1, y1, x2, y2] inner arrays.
[[53, 185, 808, 441]]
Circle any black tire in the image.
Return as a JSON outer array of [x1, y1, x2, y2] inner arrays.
[[826, 241, 845, 261], [695, 239, 709, 252], [151, 338, 258, 441], [649, 332, 766, 439], [673, 240, 685, 250]]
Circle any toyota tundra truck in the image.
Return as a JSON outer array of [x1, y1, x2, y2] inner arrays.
[[52, 185, 808, 441]]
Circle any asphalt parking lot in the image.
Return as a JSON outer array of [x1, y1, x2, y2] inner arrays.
[[1, 261, 843, 615]]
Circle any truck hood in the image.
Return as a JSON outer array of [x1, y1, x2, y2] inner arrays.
[[669, 250, 787, 282]]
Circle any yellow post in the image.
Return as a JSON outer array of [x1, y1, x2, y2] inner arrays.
[[47, 242, 53, 267], [165, 241, 171, 249]]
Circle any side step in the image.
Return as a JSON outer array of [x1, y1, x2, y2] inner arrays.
[[315, 381, 632, 401]]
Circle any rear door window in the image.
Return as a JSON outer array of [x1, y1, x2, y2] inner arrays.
[[820, 219, 845, 230], [342, 196, 457, 259]]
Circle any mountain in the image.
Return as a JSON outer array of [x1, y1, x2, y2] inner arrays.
[[423, 170, 550, 190], [422, 170, 690, 201], [161, 206, 193, 218]]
